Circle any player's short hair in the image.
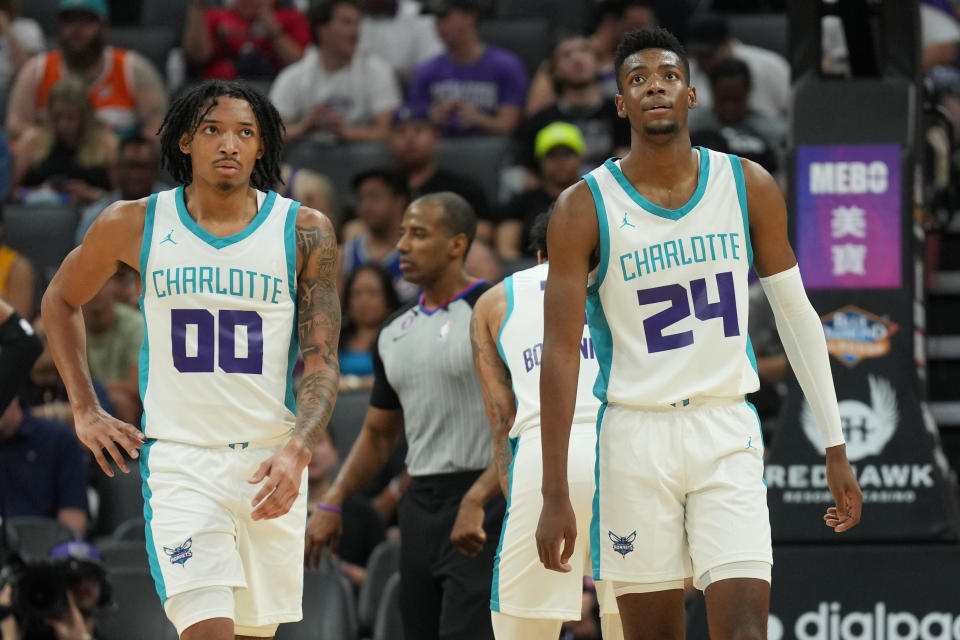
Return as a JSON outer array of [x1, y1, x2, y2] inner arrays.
[[158, 80, 284, 191], [614, 26, 690, 92], [708, 57, 752, 90], [414, 191, 477, 252], [351, 168, 411, 202], [528, 208, 553, 258]]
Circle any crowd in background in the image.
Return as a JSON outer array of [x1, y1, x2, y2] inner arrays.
[[2, 0, 960, 638]]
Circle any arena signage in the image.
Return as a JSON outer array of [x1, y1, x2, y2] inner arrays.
[[822, 306, 899, 367]]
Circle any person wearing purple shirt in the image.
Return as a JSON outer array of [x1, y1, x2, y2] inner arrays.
[[409, 0, 527, 137]]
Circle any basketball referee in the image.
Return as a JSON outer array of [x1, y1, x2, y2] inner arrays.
[[306, 191, 503, 640]]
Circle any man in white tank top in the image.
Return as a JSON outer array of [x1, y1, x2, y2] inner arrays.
[[535, 28, 863, 639], [471, 212, 622, 640], [42, 80, 341, 640]]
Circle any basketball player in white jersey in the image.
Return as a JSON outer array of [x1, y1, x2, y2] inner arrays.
[[535, 28, 863, 639], [471, 212, 623, 640], [41, 80, 340, 640]]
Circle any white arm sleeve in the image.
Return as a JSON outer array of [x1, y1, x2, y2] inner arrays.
[[759, 265, 845, 448]]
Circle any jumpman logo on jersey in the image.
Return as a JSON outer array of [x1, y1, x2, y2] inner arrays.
[[746, 436, 757, 451], [619, 213, 636, 229], [159, 229, 177, 245]]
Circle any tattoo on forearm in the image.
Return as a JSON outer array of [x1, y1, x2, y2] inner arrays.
[[294, 219, 340, 446], [471, 314, 515, 497]]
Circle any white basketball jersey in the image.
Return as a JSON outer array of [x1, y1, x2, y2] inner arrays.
[[584, 149, 759, 407], [138, 187, 300, 446], [497, 263, 600, 439]]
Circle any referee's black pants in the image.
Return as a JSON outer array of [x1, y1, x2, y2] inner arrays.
[[398, 470, 506, 640]]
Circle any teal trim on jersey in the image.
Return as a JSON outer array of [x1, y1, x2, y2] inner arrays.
[[139, 439, 167, 602], [603, 147, 710, 221], [284, 200, 301, 416], [585, 293, 613, 404], [496, 276, 514, 365], [583, 173, 609, 295], [174, 186, 277, 249], [490, 436, 519, 612], [590, 403, 606, 580], [746, 334, 758, 376], [137, 193, 158, 429], [728, 155, 753, 266]]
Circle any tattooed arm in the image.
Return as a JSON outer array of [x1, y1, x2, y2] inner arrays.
[[250, 207, 340, 520], [470, 283, 515, 498]]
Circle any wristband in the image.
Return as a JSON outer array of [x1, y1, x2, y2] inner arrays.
[[315, 502, 342, 514]]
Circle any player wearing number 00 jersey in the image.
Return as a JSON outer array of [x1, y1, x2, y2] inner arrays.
[[41, 80, 341, 640], [535, 27, 862, 640]]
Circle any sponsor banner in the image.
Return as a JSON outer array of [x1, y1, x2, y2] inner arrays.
[[686, 546, 960, 640], [822, 305, 899, 367], [795, 145, 902, 289], [766, 372, 960, 541]]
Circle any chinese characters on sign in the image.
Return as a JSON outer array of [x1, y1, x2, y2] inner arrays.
[[795, 145, 901, 289]]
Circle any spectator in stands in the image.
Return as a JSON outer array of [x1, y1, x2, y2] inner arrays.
[[270, 0, 400, 144], [409, 0, 527, 137], [342, 169, 419, 303], [12, 76, 117, 207], [278, 164, 341, 233], [182, 0, 310, 81], [6, 0, 167, 141], [0, 396, 89, 535], [518, 32, 629, 176], [307, 428, 386, 587], [525, 0, 656, 115], [75, 136, 167, 244], [686, 12, 790, 121], [0, 206, 35, 319], [387, 104, 493, 240], [689, 57, 786, 176], [0, 0, 45, 94], [48, 541, 112, 639], [339, 262, 401, 391], [82, 272, 142, 425], [498, 122, 585, 260], [0, 295, 42, 417], [359, 0, 445, 84]]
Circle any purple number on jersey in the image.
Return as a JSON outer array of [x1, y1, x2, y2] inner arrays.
[[171, 309, 264, 374]]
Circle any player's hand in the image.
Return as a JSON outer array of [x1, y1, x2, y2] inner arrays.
[[75, 406, 143, 477], [824, 444, 862, 532], [304, 498, 343, 570], [249, 436, 310, 521], [450, 494, 486, 557], [536, 491, 577, 572]]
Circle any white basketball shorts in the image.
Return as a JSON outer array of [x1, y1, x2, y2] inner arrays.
[[492, 423, 617, 620], [139, 435, 308, 628], [593, 400, 772, 590]]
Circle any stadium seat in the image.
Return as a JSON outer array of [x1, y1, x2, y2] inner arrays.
[[435, 136, 510, 209], [357, 539, 401, 636], [284, 141, 391, 209], [140, 0, 193, 29], [98, 567, 178, 640], [328, 388, 372, 461], [276, 563, 358, 640], [728, 12, 789, 58], [1, 203, 77, 285], [97, 539, 149, 571], [109, 516, 147, 542], [478, 18, 551, 77], [91, 459, 145, 539], [20, 0, 59, 35], [7, 516, 78, 561], [107, 27, 179, 78], [371, 572, 403, 640], [495, 0, 591, 30]]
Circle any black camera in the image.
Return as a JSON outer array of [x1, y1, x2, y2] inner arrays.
[[2, 558, 71, 640]]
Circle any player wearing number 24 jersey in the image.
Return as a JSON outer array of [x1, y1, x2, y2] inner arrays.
[[42, 80, 340, 639], [535, 27, 863, 640]]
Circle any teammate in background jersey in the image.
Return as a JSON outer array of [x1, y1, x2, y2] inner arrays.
[[536, 28, 862, 639], [41, 80, 340, 640], [471, 212, 623, 640]]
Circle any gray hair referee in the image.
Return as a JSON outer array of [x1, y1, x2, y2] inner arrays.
[[305, 191, 503, 640]]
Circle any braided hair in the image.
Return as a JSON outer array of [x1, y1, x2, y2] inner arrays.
[[158, 80, 285, 191]]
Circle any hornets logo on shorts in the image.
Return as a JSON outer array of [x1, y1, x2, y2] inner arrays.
[[164, 538, 193, 566], [608, 531, 636, 557]]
